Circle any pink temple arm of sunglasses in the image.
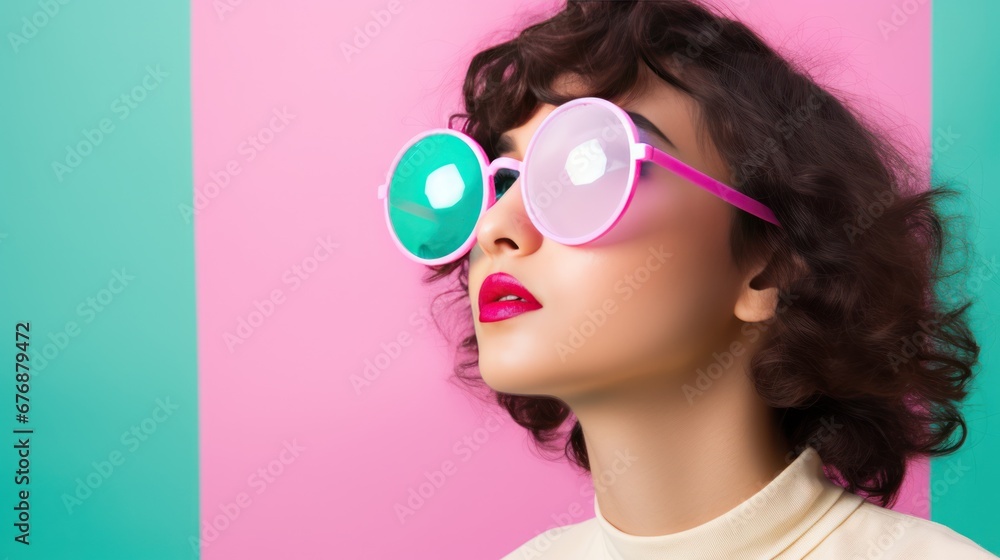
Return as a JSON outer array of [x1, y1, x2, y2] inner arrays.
[[634, 143, 782, 228]]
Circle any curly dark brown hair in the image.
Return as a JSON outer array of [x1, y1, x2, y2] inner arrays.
[[420, 0, 981, 508]]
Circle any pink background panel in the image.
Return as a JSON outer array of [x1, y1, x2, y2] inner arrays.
[[193, 0, 930, 558]]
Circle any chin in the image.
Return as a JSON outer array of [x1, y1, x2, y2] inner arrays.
[[479, 365, 528, 394], [480, 358, 572, 398], [478, 362, 540, 395]]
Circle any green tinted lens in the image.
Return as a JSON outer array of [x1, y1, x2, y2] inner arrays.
[[387, 133, 484, 261]]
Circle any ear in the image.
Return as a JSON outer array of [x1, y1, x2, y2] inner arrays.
[[734, 257, 780, 324]]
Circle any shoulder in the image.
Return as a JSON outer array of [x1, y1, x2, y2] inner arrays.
[[817, 499, 999, 559], [500, 517, 601, 560]]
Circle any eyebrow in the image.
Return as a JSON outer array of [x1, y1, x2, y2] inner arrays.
[[626, 111, 677, 150], [494, 109, 677, 158], [495, 132, 516, 158]]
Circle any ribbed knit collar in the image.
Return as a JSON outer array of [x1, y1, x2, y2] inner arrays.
[[592, 446, 863, 559]]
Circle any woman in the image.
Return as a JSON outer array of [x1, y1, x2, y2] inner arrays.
[[377, 1, 997, 558]]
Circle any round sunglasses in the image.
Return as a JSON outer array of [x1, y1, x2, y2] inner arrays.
[[376, 97, 781, 265]]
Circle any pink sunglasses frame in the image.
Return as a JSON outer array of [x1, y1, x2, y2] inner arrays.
[[377, 96, 782, 266]]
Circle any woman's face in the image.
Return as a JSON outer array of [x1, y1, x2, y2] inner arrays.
[[468, 78, 765, 401]]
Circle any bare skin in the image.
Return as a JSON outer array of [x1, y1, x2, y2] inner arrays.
[[468, 69, 794, 536]]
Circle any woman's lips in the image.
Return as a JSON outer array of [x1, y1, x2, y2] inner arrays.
[[478, 272, 542, 323], [479, 299, 543, 322]]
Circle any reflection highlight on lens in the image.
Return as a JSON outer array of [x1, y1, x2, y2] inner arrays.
[[425, 163, 465, 209], [565, 138, 608, 185]]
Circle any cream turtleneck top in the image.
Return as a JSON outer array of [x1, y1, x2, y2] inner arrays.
[[501, 446, 997, 559]]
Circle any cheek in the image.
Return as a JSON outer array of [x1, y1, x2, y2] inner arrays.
[[475, 234, 737, 396], [474, 175, 741, 394], [572, 170, 739, 357], [561, 228, 735, 376]]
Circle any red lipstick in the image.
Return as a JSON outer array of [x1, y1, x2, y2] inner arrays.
[[478, 272, 542, 323]]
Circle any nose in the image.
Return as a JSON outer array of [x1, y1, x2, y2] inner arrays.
[[474, 174, 544, 261]]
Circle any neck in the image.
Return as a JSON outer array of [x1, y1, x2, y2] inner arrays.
[[563, 356, 792, 537]]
